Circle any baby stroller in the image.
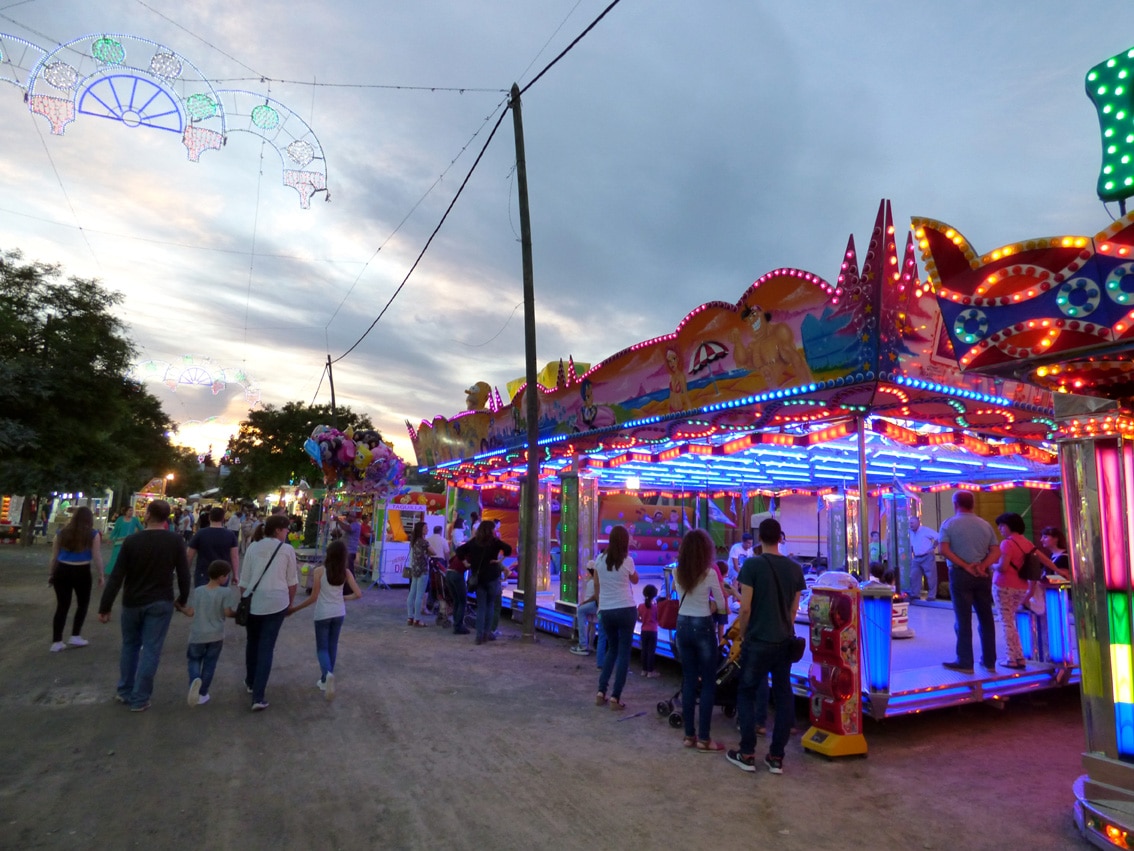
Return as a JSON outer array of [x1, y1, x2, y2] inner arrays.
[[425, 556, 478, 631], [656, 622, 743, 729]]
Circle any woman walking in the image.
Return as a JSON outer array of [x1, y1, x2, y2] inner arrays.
[[455, 520, 512, 644], [406, 521, 438, 627], [674, 529, 730, 750], [50, 506, 104, 652], [105, 505, 142, 576], [594, 525, 639, 710], [288, 540, 362, 700]]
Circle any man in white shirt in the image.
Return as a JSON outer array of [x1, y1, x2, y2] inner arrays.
[[908, 515, 940, 601], [728, 532, 754, 581], [426, 525, 449, 561]]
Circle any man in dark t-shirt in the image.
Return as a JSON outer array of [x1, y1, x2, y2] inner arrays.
[[98, 499, 190, 712], [187, 506, 241, 586], [728, 517, 806, 776]]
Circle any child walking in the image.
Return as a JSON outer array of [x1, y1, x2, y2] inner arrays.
[[637, 583, 660, 677], [181, 560, 237, 707], [288, 540, 362, 701]]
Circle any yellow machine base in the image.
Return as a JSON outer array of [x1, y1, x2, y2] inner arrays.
[[801, 726, 868, 758]]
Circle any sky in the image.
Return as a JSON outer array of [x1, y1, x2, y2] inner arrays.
[[3, 1, 1134, 469]]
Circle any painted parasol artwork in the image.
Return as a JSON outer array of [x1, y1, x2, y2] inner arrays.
[[689, 340, 729, 395]]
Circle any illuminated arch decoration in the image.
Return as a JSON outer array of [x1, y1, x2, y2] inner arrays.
[[915, 212, 1134, 397], [214, 90, 329, 208], [1086, 45, 1134, 202], [132, 356, 262, 407], [3, 31, 329, 208]]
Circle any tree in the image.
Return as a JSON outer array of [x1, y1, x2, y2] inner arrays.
[[221, 402, 376, 499], [0, 250, 187, 542]]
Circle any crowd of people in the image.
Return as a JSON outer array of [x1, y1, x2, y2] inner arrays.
[[46, 493, 1073, 772]]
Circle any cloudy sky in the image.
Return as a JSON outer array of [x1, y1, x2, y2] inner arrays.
[[2, 1, 1133, 465]]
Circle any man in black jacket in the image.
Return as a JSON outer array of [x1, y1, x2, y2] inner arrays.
[[98, 500, 190, 712]]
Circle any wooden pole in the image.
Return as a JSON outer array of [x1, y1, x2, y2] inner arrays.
[[511, 83, 540, 641]]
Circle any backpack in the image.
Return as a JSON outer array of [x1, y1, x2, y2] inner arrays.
[[1014, 540, 1045, 582]]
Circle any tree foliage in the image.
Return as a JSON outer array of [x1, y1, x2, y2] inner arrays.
[[221, 402, 376, 499], [0, 250, 180, 498]]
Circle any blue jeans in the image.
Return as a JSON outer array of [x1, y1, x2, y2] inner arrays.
[[948, 567, 996, 668], [598, 606, 636, 700], [676, 615, 718, 740], [596, 615, 607, 668], [909, 552, 937, 599], [314, 616, 344, 680], [117, 600, 175, 709], [475, 578, 501, 641], [737, 639, 795, 759], [576, 599, 597, 648], [407, 574, 428, 621], [245, 608, 287, 704], [187, 640, 224, 695], [445, 570, 467, 632]]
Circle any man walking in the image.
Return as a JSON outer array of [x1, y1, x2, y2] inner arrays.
[[937, 491, 999, 674], [98, 499, 190, 712], [908, 514, 939, 601], [186, 506, 240, 587], [727, 517, 805, 775]]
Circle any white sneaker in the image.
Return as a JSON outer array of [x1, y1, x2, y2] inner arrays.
[[67, 636, 89, 647], [324, 672, 335, 702], [50, 642, 67, 653], [188, 677, 202, 707], [316, 678, 326, 691], [197, 694, 210, 706]]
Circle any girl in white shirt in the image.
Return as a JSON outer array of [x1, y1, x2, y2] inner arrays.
[[594, 525, 639, 710], [288, 540, 361, 701]]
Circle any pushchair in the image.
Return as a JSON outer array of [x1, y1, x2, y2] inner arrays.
[[424, 556, 477, 631], [656, 621, 743, 729]]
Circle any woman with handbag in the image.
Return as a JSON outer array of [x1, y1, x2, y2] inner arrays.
[[238, 515, 299, 711], [992, 512, 1058, 670], [594, 525, 639, 711], [406, 521, 438, 627], [674, 529, 730, 750], [456, 520, 512, 644]]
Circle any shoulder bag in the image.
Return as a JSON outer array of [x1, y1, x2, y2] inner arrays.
[[762, 555, 806, 662], [656, 593, 685, 630], [1012, 539, 1045, 583], [234, 541, 283, 627]]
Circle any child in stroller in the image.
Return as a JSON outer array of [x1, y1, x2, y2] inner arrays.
[[657, 621, 743, 729], [425, 555, 477, 633]]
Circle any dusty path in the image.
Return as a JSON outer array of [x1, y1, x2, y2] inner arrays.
[[0, 543, 1087, 850]]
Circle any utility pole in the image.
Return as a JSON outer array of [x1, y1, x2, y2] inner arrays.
[[511, 82, 540, 641]]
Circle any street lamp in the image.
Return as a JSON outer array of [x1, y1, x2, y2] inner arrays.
[[162, 473, 174, 496]]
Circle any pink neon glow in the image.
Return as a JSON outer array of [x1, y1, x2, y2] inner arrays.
[[1097, 440, 1130, 590], [1126, 443, 1134, 589]]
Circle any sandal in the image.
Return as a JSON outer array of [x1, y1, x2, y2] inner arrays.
[[412, 621, 427, 628], [595, 692, 608, 706], [407, 618, 414, 626], [610, 698, 627, 711], [696, 739, 725, 753], [682, 736, 698, 748]]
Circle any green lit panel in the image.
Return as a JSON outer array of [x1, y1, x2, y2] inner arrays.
[[560, 476, 579, 604], [1110, 591, 1132, 645], [1087, 46, 1134, 202]]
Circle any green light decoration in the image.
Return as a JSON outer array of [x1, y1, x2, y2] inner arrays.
[[1087, 46, 1134, 201], [952, 308, 989, 345], [185, 93, 217, 121], [251, 104, 280, 130], [91, 37, 125, 65], [1056, 277, 1101, 318], [1106, 262, 1134, 305]]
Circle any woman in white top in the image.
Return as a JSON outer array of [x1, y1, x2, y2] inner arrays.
[[288, 540, 361, 701], [594, 525, 639, 710], [674, 529, 729, 750]]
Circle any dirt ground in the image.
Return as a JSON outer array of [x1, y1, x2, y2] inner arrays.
[[0, 542, 1090, 850]]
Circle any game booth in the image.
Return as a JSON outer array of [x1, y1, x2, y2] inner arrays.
[[410, 199, 1079, 742]]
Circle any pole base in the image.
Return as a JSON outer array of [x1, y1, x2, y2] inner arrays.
[[801, 725, 868, 758]]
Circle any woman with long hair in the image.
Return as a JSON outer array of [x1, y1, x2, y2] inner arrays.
[[406, 521, 438, 627], [455, 520, 512, 644], [674, 528, 730, 750], [594, 525, 639, 710], [49, 506, 104, 652], [288, 539, 362, 700]]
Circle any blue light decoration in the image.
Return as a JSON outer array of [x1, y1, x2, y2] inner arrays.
[[860, 585, 894, 694], [3, 30, 327, 208]]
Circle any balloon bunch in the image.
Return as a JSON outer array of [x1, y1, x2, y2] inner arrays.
[[302, 425, 406, 498]]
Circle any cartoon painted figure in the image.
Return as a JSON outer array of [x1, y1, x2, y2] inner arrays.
[[733, 305, 813, 388], [665, 348, 692, 412], [574, 378, 615, 432]]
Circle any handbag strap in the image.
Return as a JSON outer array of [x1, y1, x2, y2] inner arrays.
[[242, 541, 284, 599]]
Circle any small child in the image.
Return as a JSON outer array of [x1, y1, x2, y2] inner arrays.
[[713, 560, 732, 643], [288, 540, 362, 701], [571, 565, 597, 655], [181, 559, 237, 707], [637, 583, 660, 677]]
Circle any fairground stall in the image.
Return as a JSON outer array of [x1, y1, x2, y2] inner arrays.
[[411, 199, 1071, 721]]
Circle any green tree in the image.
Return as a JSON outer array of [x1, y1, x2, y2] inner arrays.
[[221, 402, 376, 499], [0, 250, 186, 541]]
